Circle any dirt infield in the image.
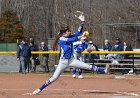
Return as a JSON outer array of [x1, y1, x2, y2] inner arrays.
[[0, 73, 140, 98]]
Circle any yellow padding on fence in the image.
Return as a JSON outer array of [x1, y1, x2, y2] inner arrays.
[[0, 51, 140, 54]]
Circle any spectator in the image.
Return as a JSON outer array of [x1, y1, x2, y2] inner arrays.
[[29, 40, 39, 72], [103, 39, 112, 51], [103, 39, 112, 59], [17, 39, 22, 73], [89, 41, 100, 59], [106, 38, 123, 64], [84, 41, 99, 62], [123, 41, 133, 59], [17, 38, 31, 74], [40, 41, 49, 72]]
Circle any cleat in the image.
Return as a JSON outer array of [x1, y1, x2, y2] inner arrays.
[[32, 89, 41, 95], [72, 74, 76, 78], [104, 64, 110, 74], [78, 75, 83, 79]]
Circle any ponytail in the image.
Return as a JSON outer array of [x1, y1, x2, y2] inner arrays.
[[52, 33, 62, 51], [52, 25, 69, 51]]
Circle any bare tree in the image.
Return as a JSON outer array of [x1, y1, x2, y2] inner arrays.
[[0, 0, 140, 47]]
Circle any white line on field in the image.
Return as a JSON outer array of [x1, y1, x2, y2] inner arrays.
[[1, 88, 139, 96], [60, 74, 140, 80]]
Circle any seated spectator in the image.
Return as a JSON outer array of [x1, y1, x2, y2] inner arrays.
[[103, 39, 112, 59], [123, 41, 133, 59], [84, 41, 99, 62], [90, 41, 100, 59], [106, 38, 123, 64]]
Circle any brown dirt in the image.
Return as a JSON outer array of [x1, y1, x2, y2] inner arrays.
[[0, 73, 140, 98]]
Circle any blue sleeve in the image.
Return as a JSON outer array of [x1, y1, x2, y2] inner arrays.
[[71, 31, 81, 37], [67, 37, 79, 42], [59, 36, 79, 43]]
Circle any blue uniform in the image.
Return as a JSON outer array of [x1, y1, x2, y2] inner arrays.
[[72, 41, 88, 77], [58, 31, 81, 59], [32, 22, 108, 94], [73, 41, 88, 54]]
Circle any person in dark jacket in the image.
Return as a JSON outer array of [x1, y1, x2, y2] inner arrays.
[[17, 39, 22, 73], [40, 41, 49, 72], [17, 38, 31, 74], [29, 40, 39, 72], [103, 39, 112, 51], [112, 38, 123, 51], [103, 39, 112, 59], [106, 38, 123, 64]]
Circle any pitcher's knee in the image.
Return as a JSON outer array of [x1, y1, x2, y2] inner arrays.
[[49, 75, 59, 82]]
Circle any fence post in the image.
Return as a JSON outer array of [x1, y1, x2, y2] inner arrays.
[[132, 54, 135, 73]]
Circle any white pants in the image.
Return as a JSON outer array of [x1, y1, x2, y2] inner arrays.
[[73, 53, 83, 61], [49, 58, 92, 82], [73, 53, 83, 75]]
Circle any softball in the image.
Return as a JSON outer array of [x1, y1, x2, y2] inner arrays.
[[84, 31, 89, 37]]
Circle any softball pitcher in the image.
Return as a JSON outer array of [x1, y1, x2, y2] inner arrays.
[[32, 17, 109, 95]]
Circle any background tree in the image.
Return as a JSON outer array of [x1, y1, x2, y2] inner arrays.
[[0, 10, 23, 42], [0, 0, 140, 47]]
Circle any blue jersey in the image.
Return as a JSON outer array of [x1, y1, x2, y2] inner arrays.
[[58, 31, 81, 59], [73, 41, 88, 53]]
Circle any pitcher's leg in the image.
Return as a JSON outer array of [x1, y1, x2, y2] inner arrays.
[[69, 59, 107, 74], [70, 58, 91, 70], [40, 64, 67, 91], [33, 59, 68, 94]]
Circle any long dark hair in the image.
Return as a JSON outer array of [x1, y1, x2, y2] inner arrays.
[[52, 25, 69, 51]]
